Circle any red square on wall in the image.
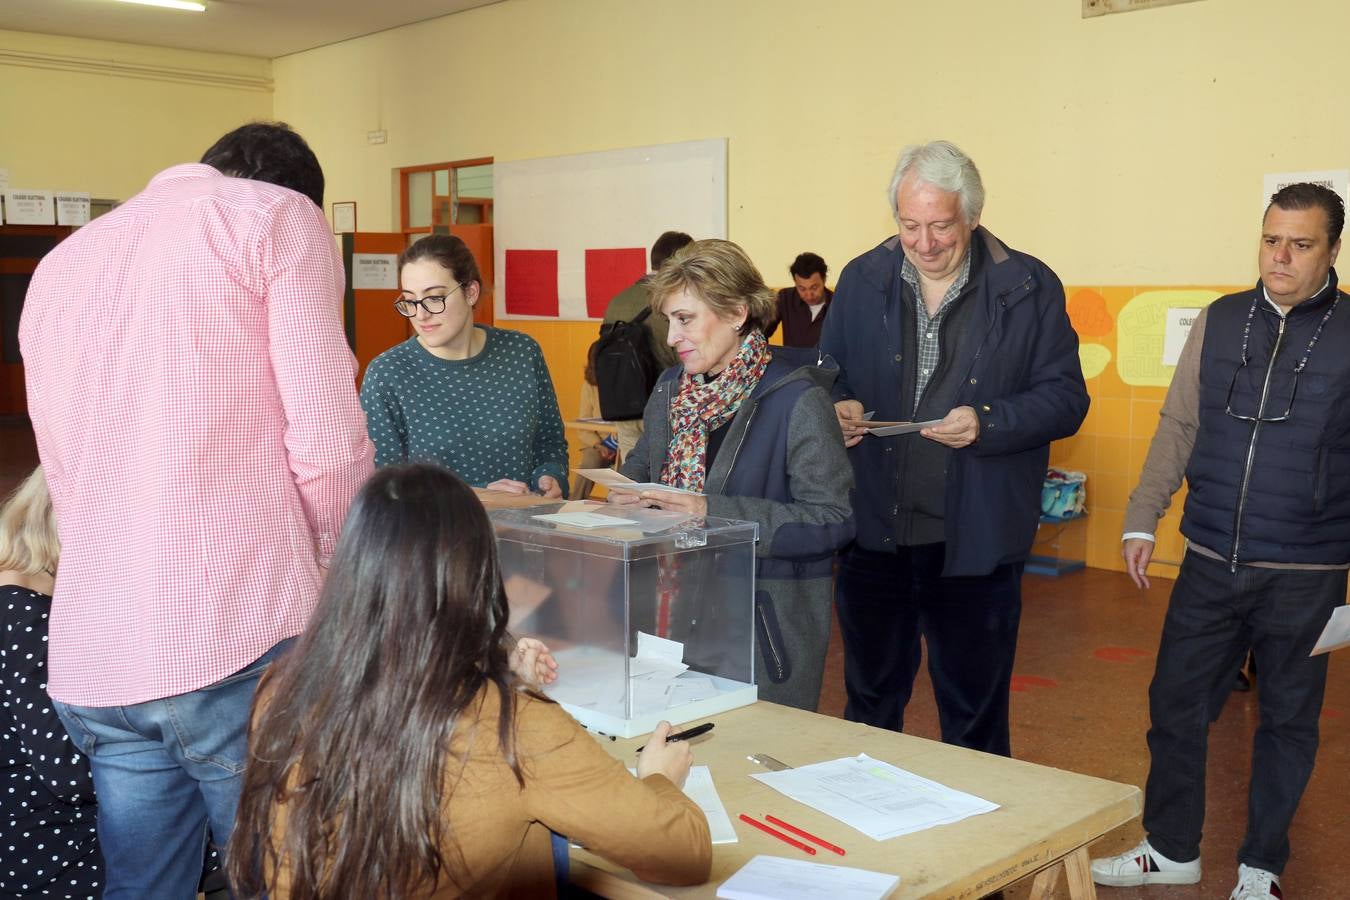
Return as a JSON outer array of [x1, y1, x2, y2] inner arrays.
[[504, 249, 559, 317], [584, 248, 648, 318]]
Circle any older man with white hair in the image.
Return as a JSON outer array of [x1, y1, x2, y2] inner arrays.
[[820, 140, 1088, 757]]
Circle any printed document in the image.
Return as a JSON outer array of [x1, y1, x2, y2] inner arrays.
[[717, 855, 898, 900], [750, 754, 998, 840], [632, 765, 737, 844]]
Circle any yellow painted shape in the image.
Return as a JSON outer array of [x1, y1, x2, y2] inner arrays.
[[1115, 290, 1221, 387], [1079, 343, 1112, 379]]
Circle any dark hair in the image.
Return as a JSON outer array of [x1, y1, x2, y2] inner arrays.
[[651, 231, 695, 271], [788, 252, 828, 281], [228, 464, 530, 899], [200, 122, 325, 207], [1267, 183, 1345, 245], [399, 234, 483, 291], [584, 339, 601, 386]]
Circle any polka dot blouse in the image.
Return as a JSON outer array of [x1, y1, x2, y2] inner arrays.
[[1, 586, 102, 899], [360, 326, 569, 492]]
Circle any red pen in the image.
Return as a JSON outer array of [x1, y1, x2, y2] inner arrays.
[[738, 813, 816, 855], [764, 815, 847, 855]]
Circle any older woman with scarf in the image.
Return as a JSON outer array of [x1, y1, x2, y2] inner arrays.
[[611, 239, 854, 711]]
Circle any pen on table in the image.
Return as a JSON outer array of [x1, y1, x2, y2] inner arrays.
[[738, 814, 816, 855], [635, 722, 714, 753], [764, 814, 846, 855]]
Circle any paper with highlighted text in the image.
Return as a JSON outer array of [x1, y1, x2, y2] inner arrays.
[[749, 753, 997, 841]]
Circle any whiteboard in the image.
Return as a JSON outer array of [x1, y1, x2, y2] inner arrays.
[[494, 139, 727, 320]]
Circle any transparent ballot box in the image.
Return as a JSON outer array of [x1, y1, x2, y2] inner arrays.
[[490, 504, 759, 737]]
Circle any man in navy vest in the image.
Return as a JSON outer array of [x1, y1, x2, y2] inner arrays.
[[1092, 183, 1346, 900], [820, 141, 1088, 758]]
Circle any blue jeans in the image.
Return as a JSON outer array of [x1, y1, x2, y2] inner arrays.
[[835, 543, 1023, 756], [54, 640, 293, 899], [1142, 553, 1342, 874]]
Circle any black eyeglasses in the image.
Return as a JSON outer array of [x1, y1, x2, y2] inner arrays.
[[394, 284, 465, 317], [1224, 293, 1339, 423]]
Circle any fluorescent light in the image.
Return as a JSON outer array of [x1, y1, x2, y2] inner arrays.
[[112, 0, 207, 11]]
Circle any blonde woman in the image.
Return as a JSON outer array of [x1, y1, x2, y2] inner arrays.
[[0, 468, 103, 898], [613, 240, 855, 711]]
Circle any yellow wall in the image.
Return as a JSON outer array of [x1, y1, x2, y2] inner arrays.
[[0, 29, 271, 201], [272, 0, 1350, 287], [7, 1, 1350, 571], [266, 0, 1350, 565]]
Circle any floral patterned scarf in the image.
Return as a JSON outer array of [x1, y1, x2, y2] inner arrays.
[[659, 330, 771, 492]]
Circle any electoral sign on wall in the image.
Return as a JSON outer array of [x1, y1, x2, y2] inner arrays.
[[493, 139, 728, 321]]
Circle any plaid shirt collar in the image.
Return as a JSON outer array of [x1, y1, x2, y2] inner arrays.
[[900, 248, 973, 321]]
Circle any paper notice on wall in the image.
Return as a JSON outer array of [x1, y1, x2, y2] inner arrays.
[[1262, 169, 1349, 217], [0, 168, 9, 191], [55, 192, 91, 227], [1162, 307, 1201, 367], [351, 253, 398, 290], [3, 189, 55, 225]]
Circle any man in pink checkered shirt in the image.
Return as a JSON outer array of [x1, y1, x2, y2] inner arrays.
[[20, 122, 374, 897]]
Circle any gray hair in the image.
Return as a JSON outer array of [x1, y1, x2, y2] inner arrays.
[[887, 140, 985, 224]]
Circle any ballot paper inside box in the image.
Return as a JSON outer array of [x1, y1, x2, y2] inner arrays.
[[490, 505, 759, 737]]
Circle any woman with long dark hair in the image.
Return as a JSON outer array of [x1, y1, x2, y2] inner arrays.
[[229, 464, 710, 898]]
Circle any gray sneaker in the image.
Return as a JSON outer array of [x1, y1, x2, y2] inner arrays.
[[1229, 864, 1283, 899]]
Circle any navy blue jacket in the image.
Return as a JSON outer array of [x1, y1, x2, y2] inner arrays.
[[1183, 274, 1350, 565], [820, 227, 1089, 577]]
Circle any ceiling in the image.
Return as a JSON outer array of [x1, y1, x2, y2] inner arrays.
[[0, 0, 503, 60]]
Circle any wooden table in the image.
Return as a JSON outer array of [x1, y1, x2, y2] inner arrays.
[[571, 702, 1140, 899]]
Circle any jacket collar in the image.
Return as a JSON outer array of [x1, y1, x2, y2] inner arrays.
[[859, 225, 1031, 302], [1255, 267, 1340, 320]]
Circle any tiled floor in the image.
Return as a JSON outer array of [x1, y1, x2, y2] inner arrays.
[[820, 566, 1349, 898], [5, 422, 1344, 898]]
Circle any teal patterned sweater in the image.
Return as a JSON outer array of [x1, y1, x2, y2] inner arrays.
[[359, 327, 569, 493]]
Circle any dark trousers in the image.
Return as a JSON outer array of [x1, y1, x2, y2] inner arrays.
[[1143, 551, 1342, 874], [835, 543, 1023, 756]]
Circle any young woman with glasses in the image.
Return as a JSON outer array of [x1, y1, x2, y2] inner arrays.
[[359, 235, 569, 497], [228, 464, 711, 899]]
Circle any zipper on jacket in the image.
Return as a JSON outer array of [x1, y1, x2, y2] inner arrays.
[[1230, 316, 1286, 572], [718, 403, 759, 491]]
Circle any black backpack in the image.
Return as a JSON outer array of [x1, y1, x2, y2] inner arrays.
[[595, 307, 661, 421]]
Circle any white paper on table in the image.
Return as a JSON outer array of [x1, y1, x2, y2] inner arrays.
[[1310, 604, 1350, 655], [531, 511, 639, 528], [631, 766, 737, 845], [750, 753, 998, 840], [717, 855, 899, 900]]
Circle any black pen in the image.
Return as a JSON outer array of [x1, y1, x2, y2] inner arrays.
[[636, 722, 714, 753]]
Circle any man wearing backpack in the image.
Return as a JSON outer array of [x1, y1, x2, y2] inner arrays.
[[601, 231, 693, 457]]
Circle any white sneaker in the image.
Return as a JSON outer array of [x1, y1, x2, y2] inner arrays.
[[1090, 838, 1202, 887], [1230, 863, 1283, 899]]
